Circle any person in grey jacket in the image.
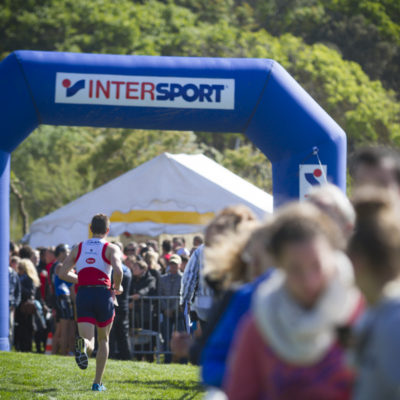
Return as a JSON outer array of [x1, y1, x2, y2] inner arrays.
[[349, 187, 400, 400], [159, 254, 184, 362]]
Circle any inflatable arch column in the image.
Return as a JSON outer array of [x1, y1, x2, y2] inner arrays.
[[0, 51, 346, 350]]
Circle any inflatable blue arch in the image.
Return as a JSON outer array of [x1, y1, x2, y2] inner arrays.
[[0, 51, 346, 350]]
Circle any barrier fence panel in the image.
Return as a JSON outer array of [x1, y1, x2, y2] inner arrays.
[[130, 296, 183, 363]]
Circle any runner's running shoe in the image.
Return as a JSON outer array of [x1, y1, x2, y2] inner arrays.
[[75, 336, 88, 370], [92, 383, 106, 391]]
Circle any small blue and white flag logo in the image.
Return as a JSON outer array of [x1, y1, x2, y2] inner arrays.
[[299, 164, 327, 200]]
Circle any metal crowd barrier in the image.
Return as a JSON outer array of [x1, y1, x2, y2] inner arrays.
[[130, 295, 184, 363]]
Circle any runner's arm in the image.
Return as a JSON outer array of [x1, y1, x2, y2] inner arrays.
[[108, 244, 123, 294], [58, 246, 79, 284]]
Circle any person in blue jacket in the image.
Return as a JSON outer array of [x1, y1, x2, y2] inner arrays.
[[172, 221, 274, 388], [200, 269, 273, 388]]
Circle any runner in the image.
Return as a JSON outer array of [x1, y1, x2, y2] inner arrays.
[[58, 214, 123, 392]]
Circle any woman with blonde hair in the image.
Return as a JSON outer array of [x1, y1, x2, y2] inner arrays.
[[14, 258, 40, 351], [18, 258, 40, 287]]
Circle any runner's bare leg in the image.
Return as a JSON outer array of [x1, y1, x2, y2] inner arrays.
[[94, 322, 113, 384], [77, 322, 95, 355]]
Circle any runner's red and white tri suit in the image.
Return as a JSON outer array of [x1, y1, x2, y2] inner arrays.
[[75, 238, 115, 327], [75, 238, 112, 288]]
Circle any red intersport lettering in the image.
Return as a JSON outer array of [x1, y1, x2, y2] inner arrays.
[[89, 80, 93, 98], [111, 81, 125, 99], [96, 80, 110, 98], [141, 82, 155, 100], [126, 82, 139, 99]]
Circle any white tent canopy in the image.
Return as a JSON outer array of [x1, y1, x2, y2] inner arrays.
[[28, 152, 273, 247]]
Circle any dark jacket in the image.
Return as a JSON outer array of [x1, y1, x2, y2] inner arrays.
[[115, 264, 132, 312], [19, 274, 36, 303], [149, 268, 161, 293], [201, 270, 274, 387], [130, 269, 157, 297], [130, 269, 156, 328]]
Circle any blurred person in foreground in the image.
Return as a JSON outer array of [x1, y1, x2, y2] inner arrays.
[[195, 220, 274, 390], [307, 183, 355, 244], [348, 187, 400, 399], [179, 205, 258, 334], [59, 214, 123, 392], [224, 202, 364, 400], [351, 146, 400, 191], [172, 205, 260, 366]]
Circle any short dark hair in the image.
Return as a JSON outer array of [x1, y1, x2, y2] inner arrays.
[[19, 245, 34, 260], [193, 235, 203, 246], [351, 146, 400, 185], [90, 214, 110, 235], [55, 244, 68, 257], [146, 240, 158, 253], [9, 241, 17, 253], [162, 239, 172, 252]]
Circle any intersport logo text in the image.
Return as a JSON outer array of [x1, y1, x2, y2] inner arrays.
[[55, 72, 235, 110]]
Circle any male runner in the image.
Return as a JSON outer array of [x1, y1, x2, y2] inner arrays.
[[59, 214, 123, 392]]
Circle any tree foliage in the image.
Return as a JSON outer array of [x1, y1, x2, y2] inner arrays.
[[1, 0, 399, 239]]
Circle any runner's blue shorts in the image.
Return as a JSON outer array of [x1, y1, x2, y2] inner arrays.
[[76, 286, 115, 327]]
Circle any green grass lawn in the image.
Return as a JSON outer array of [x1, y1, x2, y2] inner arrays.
[[0, 351, 204, 399]]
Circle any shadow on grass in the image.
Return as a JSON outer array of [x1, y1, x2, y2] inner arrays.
[[119, 379, 202, 389], [34, 388, 58, 394], [117, 380, 203, 400], [0, 388, 58, 394]]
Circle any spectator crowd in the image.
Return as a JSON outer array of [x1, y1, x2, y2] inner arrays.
[[8, 145, 400, 399], [8, 234, 201, 361]]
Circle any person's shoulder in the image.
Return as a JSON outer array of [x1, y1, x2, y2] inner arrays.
[[377, 300, 400, 338], [190, 245, 203, 258]]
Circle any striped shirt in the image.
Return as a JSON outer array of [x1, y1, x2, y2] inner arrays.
[[180, 245, 213, 320]]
